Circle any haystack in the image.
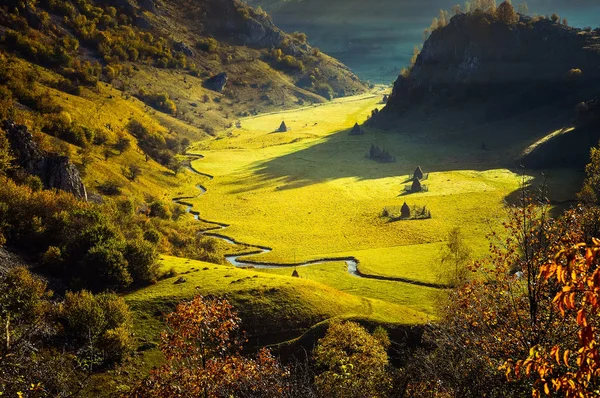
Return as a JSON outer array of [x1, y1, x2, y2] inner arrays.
[[411, 177, 423, 193], [401, 202, 411, 218], [349, 122, 364, 136], [413, 166, 424, 180], [278, 121, 288, 132]]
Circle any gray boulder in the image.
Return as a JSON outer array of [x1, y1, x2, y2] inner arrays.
[[204, 73, 228, 93]]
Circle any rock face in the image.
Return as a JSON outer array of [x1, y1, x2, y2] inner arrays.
[[201, 0, 285, 49], [3, 121, 87, 200], [204, 73, 228, 93], [380, 13, 600, 120]]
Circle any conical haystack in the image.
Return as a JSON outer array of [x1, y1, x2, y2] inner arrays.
[[401, 202, 411, 218], [413, 166, 424, 180], [411, 177, 422, 193], [278, 121, 288, 132]]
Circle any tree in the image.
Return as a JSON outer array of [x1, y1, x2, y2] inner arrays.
[[497, 1, 519, 25], [550, 13, 560, 24], [115, 136, 131, 154], [59, 290, 133, 369], [124, 238, 159, 285], [122, 164, 142, 181], [313, 321, 391, 398], [81, 242, 132, 290], [439, 227, 472, 286], [503, 239, 600, 397], [127, 296, 291, 397], [404, 189, 579, 397], [578, 144, 600, 205], [517, 1, 529, 15], [0, 268, 84, 396]]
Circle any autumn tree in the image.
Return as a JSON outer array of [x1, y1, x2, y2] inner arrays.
[[127, 296, 291, 398], [404, 187, 581, 397], [439, 226, 472, 286], [503, 241, 600, 397], [497, 1, 519, 25], [313, 321, 391, 398], [577, 144, 600, 205]]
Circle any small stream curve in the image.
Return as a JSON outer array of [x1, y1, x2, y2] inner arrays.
[[174, 154, 450, 290]]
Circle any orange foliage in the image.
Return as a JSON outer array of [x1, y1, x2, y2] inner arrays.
[[503, 240, 600, 397], [127, 296, 291, 398]]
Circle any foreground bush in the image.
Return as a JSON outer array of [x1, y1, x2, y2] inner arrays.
[[0, 267, 133, 395], [313, 321, 391, 398], [127, 296, 291, 397]]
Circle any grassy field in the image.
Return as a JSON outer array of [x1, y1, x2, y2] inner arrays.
[[185, 90, 577, 289]]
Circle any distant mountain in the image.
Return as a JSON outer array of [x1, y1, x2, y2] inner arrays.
[[372, 8, 600, 168], [246, 0, 600, 83], [380, 11, 600, 120]]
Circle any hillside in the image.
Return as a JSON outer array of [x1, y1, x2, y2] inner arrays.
[[372, 6, 600, 168], [0, 0, 366, 202]]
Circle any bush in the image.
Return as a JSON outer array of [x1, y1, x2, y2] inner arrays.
[[197, 37, 218, 53], [124, 239, 159, 285], [314, 321, 391, 397], [97, 180, 123, 196], [81, 241, 132, 290], [149, 200, 172, 219], [314, 82, 334, 100], [143, 229, 161, 244], [60, 290, 133, 367]]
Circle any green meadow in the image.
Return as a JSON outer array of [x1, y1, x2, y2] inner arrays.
[[126, 87, 583, 355]]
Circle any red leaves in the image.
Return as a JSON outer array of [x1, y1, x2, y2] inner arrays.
[[128, 296, 291, 397], [504, 242, 600, 398]]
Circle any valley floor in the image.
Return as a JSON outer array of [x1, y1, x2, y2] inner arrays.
[[176, 86, 581, 318], [117, 88, 586, 391]]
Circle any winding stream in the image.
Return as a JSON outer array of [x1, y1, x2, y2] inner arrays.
[[174, 154, 450, 290]]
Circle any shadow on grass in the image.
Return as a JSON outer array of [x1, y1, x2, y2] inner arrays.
[[216, 107, 585, 208]]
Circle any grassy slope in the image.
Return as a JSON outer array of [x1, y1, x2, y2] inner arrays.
[[120, 255, 429, 377]]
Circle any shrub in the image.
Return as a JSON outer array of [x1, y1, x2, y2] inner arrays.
[[81, 241, 132, 290], [314, 82, 334, 100], [149, 200, 172, 219], [122, 164, 142, 181], [114, 136, 131, 154], [60, 290, 133, 367], [143, 229, 161, 244], [313, 321, 391, 397], [42, 246, 63, 267], [97, 180, 123, 195], [124, 239, 159, 285], [196, 37, 218, 53]]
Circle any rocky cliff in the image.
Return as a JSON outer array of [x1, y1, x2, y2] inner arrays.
[[3, 121, 87, 200], [379, 12, 600, 122]]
